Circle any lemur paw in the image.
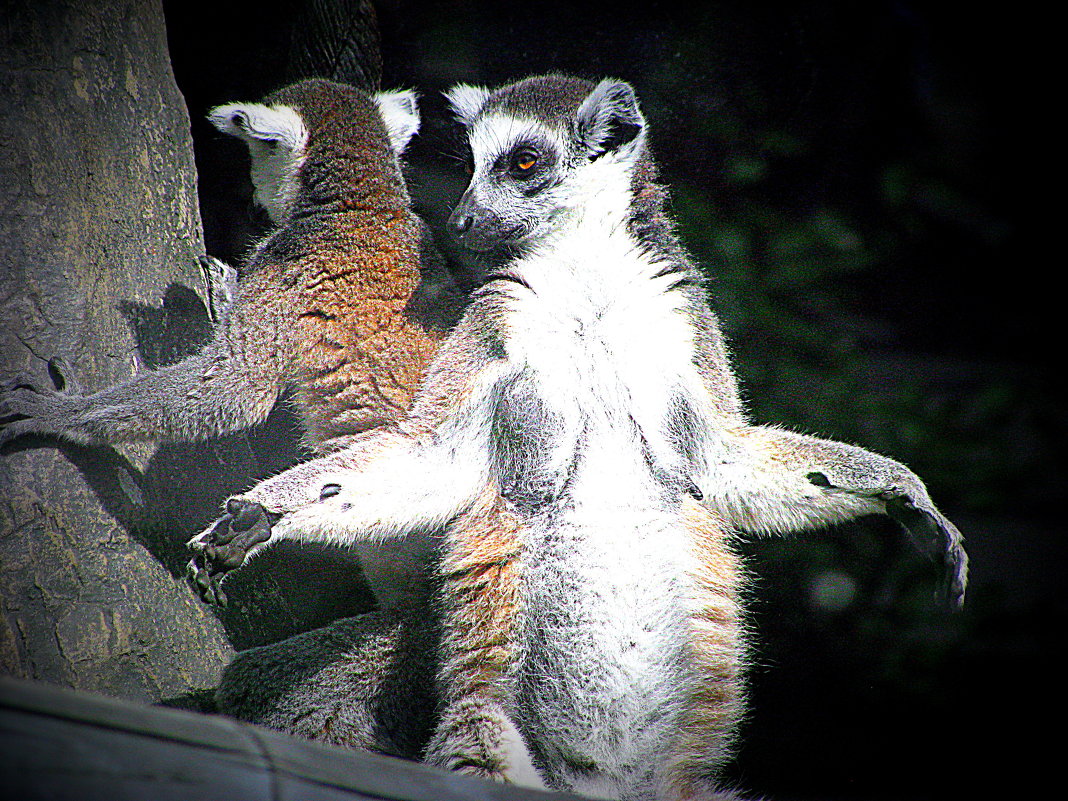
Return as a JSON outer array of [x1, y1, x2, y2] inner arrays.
[[0, 359, 83, 447], [186, 499, 277, 606], [804, 459, 969, 609], [884, 495, 968, 610]]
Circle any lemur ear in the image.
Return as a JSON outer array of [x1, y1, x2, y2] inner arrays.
[[209, 103, 308, 152], [444, 83, 492, 126], [373, 89, 421, 156], [209, 102, 308, 225], [575, 79, 645, 159]]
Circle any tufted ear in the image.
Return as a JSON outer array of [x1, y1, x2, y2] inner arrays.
[[373, 89, 421, 156], [575, 79, 646, 160], [209, 103, 308, 152], [208, 102, 308, 225], [444, 83, 491, 126]]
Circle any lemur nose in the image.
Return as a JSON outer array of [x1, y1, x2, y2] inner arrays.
[[450, 214, 473, 235]]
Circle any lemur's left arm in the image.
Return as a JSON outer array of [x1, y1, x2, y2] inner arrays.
[[704, 423, 968, 607]]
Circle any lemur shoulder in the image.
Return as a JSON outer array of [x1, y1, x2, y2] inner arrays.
[[191, 75, 967, 800]]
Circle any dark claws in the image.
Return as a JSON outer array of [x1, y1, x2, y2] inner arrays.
[[187, 499, 275, 606], [186, 554, 229, 607], [886, 496, 968, 610]]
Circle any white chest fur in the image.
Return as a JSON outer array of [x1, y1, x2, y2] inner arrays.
[[495, 222, 708, 792], [501, 218, 700, 483]]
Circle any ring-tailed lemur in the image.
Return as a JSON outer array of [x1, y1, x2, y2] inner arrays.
[[190, 74, 967, 799], [0, 78, 467, 608]]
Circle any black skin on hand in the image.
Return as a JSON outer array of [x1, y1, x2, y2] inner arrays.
[[187, 499, 278, 606]]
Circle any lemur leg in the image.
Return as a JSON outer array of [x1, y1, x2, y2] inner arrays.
[[422, 489, 543, 788], [661, 499, 749, 801], [216, 606, 438, 760], [192, 452, 545, 787], [707, 424, 967, 607]]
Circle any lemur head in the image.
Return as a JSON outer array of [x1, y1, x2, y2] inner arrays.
[[444, 74, 648, 253], [209, 79, 420, 225]]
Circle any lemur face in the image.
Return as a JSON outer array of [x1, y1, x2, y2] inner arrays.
[[449, 116, 574, 252], [445, 76, 647, 254]]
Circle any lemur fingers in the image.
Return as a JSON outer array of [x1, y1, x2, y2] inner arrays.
[[0, 370, 83, 446], [884, 494, 968, 610], [186, 499, 278, 606], [725, 425, 968, 608], [809, 467, 969, 609]]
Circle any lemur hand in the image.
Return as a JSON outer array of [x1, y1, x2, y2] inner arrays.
[[187, 499, 278, 606], [883, 492, 968, 610], [0, 358, 86, 447], [807, 462, 968, 609]]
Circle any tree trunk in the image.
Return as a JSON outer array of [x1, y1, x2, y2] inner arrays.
[[0, 0, 378, 706], [0, 0, 237, 702]]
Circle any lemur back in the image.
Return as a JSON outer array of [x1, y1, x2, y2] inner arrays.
[[209, 80, 456, 449], [0, 79, 464, 607], [0, 79, 459, 453]]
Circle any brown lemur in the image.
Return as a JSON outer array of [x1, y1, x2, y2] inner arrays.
[[189, 75, 967, 799], [0, 78, 466, 608]]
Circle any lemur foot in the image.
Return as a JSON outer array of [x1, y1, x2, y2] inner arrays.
[[426, 711, 546, 789], [187, 499, 277, 606]]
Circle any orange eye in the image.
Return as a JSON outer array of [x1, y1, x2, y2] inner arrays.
[[511, 150, 539, 174]]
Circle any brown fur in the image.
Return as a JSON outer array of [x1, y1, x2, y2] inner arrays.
[[0, 79, 459, 453], [667, 499, 748, 797]]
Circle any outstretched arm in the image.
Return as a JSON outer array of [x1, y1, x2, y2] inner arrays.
[[188, 319, 510, 604], [0, 287, 289, 447], [704, 424, 968, 607]]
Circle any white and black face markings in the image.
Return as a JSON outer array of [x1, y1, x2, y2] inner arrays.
[[209, 102, 309, 224], [445, 76, 651, 253], [449, 114, 573, 249], [478, 117, 565, 194]]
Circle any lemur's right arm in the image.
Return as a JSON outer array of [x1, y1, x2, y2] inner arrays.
[[187, 315, 509, 604], [0, 277, 290, 447]]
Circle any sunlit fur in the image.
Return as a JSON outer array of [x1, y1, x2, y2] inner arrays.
[[206, 75, 751, 799], [196, 74, 966, 799], [0, 79, 468, 613]]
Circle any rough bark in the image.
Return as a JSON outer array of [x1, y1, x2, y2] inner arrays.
[[0, 0, 374, 705]]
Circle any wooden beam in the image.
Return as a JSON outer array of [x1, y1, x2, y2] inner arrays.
[[0, 678, 579, 801]]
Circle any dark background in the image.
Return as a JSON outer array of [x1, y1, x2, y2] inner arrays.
[[163, 2, 1058, 799]]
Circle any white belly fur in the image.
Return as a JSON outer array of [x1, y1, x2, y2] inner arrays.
[[498, 223, 709, 793]]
